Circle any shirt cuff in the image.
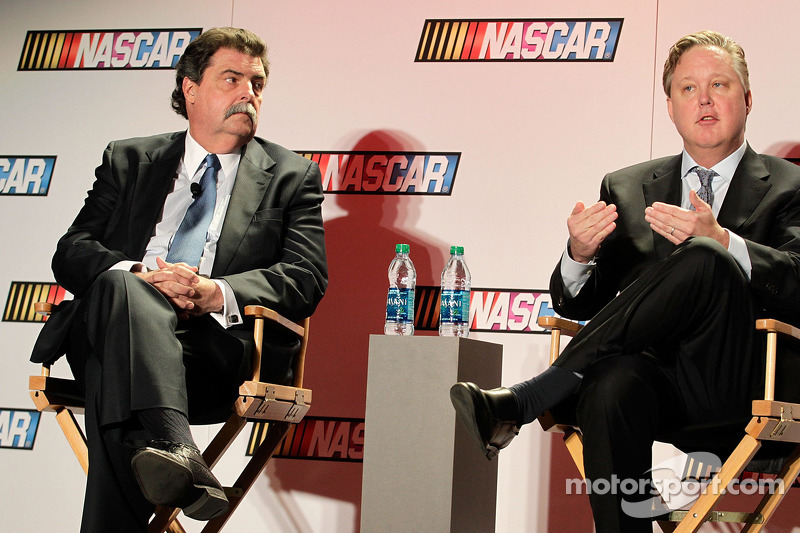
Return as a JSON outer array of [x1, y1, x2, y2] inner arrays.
[[111, 260, 146, 273], [210, 279, 243, 328], [560, 244, 596, 298], [726, 229, 753, 280]]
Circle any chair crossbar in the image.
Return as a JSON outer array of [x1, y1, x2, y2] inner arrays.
[[665, 509, 765, 524]]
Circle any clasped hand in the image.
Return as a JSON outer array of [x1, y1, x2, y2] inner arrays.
[[568, 191, 728, 264], [134, 257, 223, 319]]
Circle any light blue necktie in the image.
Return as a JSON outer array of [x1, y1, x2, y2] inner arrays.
[[165, 154, 220, 266], [691, 166, 716, 210]]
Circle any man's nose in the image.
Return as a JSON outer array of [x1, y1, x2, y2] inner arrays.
[[240, 82, 256, 102]]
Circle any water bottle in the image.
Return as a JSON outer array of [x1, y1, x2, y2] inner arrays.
[[384, 243, 416, 335], [439, 245, 471, 337]]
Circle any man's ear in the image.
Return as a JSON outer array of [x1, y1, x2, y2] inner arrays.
[[745, 90, 753, 115], [667, 96, 675, 124], [182, 77, 196, 104]]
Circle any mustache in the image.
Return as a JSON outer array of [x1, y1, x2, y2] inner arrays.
[[224, 102, 258, 124]]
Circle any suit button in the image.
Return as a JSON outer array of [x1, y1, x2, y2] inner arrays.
[[766, 282, 779, 295]]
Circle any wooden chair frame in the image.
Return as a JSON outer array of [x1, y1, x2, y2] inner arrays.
[[537, 315, 800, 532], [29, 303, 312, 533]]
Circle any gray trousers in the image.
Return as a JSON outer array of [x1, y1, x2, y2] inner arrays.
[[66, 270, 250, 533]]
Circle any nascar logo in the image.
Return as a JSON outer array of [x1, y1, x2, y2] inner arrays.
[[0, 157, 56, 195], [3, 282, 66, 323], [416, 286, 582, 333], [416, 19, 623, 62], [18, 29, 201, 70], [299, 151, 460, 195], [0, 409, 41, 450], [247, 417, 364, 462]]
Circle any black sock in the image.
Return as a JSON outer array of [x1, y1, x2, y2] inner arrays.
[[137, 408, 196, 447], [508, 366, 582, 425]]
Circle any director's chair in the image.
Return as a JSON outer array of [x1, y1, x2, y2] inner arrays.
[[29, 303, 312, 533], [537, 315, 800, 532]]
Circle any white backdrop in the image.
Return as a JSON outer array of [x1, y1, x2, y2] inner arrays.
[[2, 1, 800, 531]]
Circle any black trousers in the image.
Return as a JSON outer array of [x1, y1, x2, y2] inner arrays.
[[553, 237, 762, 532], [66, 270, 252, 533]]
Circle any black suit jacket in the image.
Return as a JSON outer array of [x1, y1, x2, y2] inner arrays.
[[549, 146, 800, 404], [551, 145, 800, 326], [31, 131, 328, 366]]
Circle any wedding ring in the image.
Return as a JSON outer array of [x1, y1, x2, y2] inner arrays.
[[670, 227, 675, 235]]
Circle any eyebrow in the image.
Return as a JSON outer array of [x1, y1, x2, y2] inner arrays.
[[221, 68, 266, 80], [676, 71, 733, 83]]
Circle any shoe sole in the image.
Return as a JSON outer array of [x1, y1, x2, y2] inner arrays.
[[131, 448, 192, 505], [449, 383, 497, 461], [131, 448, 229, 521]]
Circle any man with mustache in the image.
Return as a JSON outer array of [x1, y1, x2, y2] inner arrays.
[[30, 27, 327, 532], [452, 30, 800, 531]]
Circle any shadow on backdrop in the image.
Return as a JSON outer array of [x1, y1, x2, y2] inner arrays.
[[262, 129, 449, 531], [765, 141, 800, 159]]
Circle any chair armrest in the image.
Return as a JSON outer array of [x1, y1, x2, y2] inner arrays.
[[537, 316, 584, 365], [38, 301, 306, 336], [244, 305, 304, 338], [537, 316, 584, 337], [244, 305, 309, 386], [29, 375, 85, 412], [756, 319, 800, 340], [34, 302, 54, 316]]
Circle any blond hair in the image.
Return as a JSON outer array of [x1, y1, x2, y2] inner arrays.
[[662, 30, 749, 97]]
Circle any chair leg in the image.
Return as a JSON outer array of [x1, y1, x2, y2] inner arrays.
[[55, 407, 89, 474], [201, 421, 291, 533], [674, 434, 762, 532], [166, 519, 187, 533], [563, 429, 585, 479], [741, 443, 800, 533], [148, 507, 184, 533], [202, 414, 249, 469]]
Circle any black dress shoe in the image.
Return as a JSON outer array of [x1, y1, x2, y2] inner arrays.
[[131, 440, 228, 521], [449, 382, 520, 460]]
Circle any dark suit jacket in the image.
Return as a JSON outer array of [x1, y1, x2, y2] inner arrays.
[[549, 145, 800, 403], [551, 145, 800, 325], [31, 131, 328, 367]]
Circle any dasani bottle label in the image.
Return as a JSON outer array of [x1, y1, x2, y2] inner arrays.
[[386, 287, 415, 324], [440, 289, 470, 324]]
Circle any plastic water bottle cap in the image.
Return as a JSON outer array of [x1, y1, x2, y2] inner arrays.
[[395, 243, 410, 253], [450, 245, 464, 255]]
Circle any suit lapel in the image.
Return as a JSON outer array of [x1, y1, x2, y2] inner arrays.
[[717, 145, 771, 232], [643, 155, 682, 259], [128, 132, 185, 258], [212, 139, 275, 277]]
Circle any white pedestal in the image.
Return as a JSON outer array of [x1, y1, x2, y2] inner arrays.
[[361, 335, 503, 533]]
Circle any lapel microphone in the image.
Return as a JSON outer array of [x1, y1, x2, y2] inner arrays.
[[190, 182, 202, 198]]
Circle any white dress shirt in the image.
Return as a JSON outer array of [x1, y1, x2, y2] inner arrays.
[[560, 142, 752, 297]]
